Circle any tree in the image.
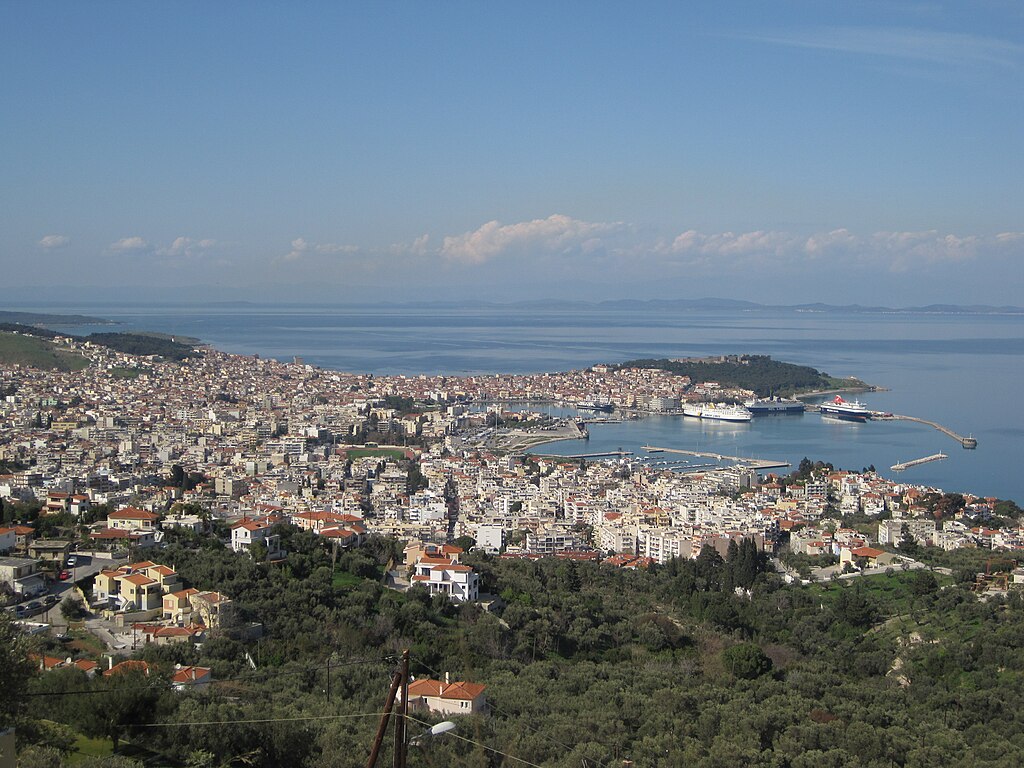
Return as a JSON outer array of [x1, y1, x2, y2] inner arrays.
[[897, 524, 919, 555], [909, 570, 939, 597], [722, 642, 773, 679], [0, 614, 35, 729]]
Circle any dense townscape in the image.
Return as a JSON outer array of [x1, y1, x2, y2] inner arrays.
[[4, 333, 1024, 767]]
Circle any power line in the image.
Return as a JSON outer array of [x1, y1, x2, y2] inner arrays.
[[410, 656, 610, 768], [405, 714, 548, 768], [24, 655, 387, 697], [137, 712, 388, 728]]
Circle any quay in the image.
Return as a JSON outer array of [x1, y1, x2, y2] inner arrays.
[[891, 453, 948, 472], [877, 414, 978, 448], [532, 450, 634, 459], [643, 446, 789, 471]]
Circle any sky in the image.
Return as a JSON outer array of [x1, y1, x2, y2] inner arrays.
[[1, 1, 1022, 306]]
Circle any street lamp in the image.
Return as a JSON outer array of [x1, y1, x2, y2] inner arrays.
[[408, 721, 456, 747]]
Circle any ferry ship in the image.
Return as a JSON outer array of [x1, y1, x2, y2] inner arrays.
[[684, 403, 753, 422], [819, 395, 870, 422], [744, 396, 805, 414], [576, 398, 614, 412]]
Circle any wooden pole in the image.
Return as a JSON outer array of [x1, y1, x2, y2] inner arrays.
[[366, 665, 404, 768], [393, 650, 409, 768]]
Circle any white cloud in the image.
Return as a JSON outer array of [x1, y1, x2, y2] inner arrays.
[[109, 236, 149, 253], [660, 227, 1022, 273], [440, 214, 624, 265], [37, 234, 70, 250], [155, 237, 218, 258], [284, 237, 359, 262]]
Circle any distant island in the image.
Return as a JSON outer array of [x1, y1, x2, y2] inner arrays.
[[0, 309, 112, 326], [614, 354, 872, 398]]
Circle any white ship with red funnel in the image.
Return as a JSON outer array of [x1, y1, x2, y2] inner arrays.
[[819, 395, 870, 422]]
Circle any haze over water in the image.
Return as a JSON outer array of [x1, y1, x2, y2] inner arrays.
[[40, 303, 1024, 503]]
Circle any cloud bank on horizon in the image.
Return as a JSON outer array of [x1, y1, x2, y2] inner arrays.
[[281, 214, 1022, 275], [20, 214, 1021, 304]]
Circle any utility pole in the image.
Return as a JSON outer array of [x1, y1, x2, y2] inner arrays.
[[393, 650, 409, 768], [365, 650, 408, 768]]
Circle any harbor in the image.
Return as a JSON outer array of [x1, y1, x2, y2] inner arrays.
[[643, 445, 790, 471]]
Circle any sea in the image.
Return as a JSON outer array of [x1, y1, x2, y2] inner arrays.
[[24, 302, 1024, 503]]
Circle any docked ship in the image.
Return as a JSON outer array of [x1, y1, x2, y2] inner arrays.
[[684, 402, 753, 422], [744, 396, 805, 414], [576, 398, 614, 412], [819, 395, 870, 422]]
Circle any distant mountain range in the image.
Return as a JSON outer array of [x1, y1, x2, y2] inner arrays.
[[378, 298, 1024, 314], [4, 299, 1023, 319]]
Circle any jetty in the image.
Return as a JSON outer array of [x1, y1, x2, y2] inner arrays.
[[532, 450, 633, 459], [643, 446, 789, 471], [878, 414, 978, 448], [891, 453, 948, 472]]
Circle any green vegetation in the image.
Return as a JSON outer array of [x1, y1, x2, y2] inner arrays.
[[107, 367, 144, 379], [12, 532, 1024, 767], [0, 331, 89, 371], [615, 354, 869, 397], [342, 447, 407, 460], [82, 332, 197, 361]]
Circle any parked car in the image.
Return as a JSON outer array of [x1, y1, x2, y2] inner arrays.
[[26, 601, 43, 615], [13, 605, 27, 618], [44, 594, 58, 606], [59, 570, 71, 580], [66, 556, 78, 567]]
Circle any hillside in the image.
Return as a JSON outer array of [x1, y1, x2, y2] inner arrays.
[[0, 323, 198, 362], [615, 354, 869, 397], [12, 532, 1024, 767], [0, 331, 89, 371]]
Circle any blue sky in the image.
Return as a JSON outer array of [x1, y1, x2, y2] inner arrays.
[[1, 1, 1021, 305]]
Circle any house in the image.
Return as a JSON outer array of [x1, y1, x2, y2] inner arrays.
[[840, 545, 898, 569], [164, 587, 200, 623], [172, 665, 213, 691], [116, 572, 163, 612], [230, 517, 282, 558], [403, 542, 463, 567], [403, 675, 487, 716], [95, 561, 182, 613], [73, 659, 99, 676], [410, 562, 480, 602], [0, 556, 45, 597], [104, 659, 151, 677], [27, 539, 73, 566], [0, 527, 15, 555], [12, 525, 34, 553], [107, 507, 161, 531], [189, 590, 235, 629], [133, 623, 205, 646]]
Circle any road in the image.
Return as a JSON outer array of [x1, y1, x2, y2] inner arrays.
[[8, 553, 121, 622]]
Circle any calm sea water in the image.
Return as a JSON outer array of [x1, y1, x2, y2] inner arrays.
[[29, 303, 1024, 502]]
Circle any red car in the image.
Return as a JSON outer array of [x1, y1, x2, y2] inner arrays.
[[59, 570, 71, 580]]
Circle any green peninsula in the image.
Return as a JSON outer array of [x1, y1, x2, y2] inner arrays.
[[615, 354, 870, 397]]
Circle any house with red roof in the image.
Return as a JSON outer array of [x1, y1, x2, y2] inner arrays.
[[230, 516, 283, 558], [403, 674, 487, 716], [172, 665, 213, 691], [107, 507, 161, 531]]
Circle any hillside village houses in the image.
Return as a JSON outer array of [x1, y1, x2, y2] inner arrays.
[[2, 336, 1023, 678]]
